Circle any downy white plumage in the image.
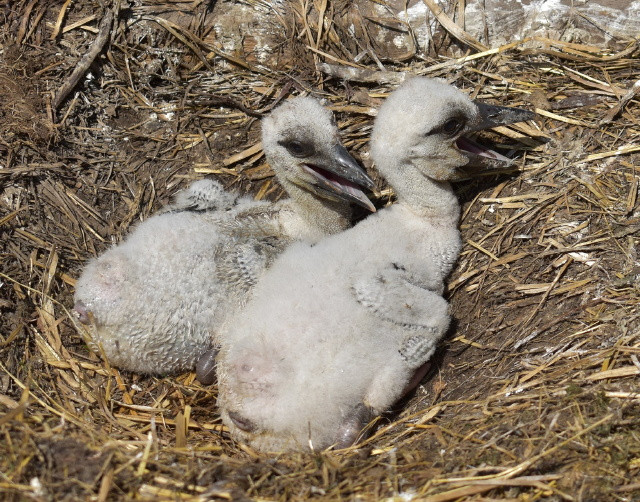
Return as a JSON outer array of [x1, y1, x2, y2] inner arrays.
[[72, 97, 374, 376], [217, 77, 533, 451]]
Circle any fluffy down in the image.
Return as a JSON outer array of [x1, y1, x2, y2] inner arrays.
[[74, 189, 277, 374], [73, 96, 373, 375], [216, 77, 532, 451], [217, 204, 457, 451]]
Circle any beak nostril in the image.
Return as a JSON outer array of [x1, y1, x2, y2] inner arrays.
[[228, 411, 256, 433]]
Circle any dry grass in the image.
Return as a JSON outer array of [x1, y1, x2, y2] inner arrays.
[[1, 1, 639, 500]]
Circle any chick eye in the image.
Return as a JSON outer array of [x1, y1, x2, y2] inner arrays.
[[425, 117, 466, 138], [279, 140, 314, 158], [440, 118, 464, 136]]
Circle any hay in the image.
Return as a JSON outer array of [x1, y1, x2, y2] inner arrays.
[[1, 0, 639, 499]]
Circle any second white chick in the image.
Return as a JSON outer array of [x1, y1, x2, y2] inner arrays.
[[73, 97, 374, 376]]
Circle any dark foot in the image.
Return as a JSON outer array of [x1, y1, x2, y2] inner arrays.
[[196, 347, 219, 385], [334, 403, 374, 449]]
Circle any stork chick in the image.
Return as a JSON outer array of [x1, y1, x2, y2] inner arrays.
[[73, 97, 374, 376], [216, 77, 533, 452]]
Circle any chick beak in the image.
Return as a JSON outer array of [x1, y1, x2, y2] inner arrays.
[[453, 102, 535, 179], [470, 102, 535, 132], [301, 144, 376, 212]]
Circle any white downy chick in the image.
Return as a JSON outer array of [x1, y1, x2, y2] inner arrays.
[[217, 77, 534, 452], [72, 97, 374, 376]]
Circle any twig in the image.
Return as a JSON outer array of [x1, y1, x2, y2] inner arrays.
[[52, 9, 114, 110], [318, 62, 406, 84], [422, 0, 487, 52], [600, 79, 640, 125]]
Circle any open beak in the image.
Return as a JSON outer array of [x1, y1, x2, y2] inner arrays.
[[300, 144, 376, 212], [453, 102, 535, 179]]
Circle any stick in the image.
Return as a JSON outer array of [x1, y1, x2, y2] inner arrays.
[[52, 9, 114, 111]]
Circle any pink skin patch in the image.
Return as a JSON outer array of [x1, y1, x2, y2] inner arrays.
[[73, 300, 91, 325], [401, 361, 432, 399], [456, 136, 510, 162]]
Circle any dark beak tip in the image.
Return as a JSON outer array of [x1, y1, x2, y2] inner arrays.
[[511, 109, 536, 122], [332, 144, 374, 188], [473, 101, 536, 130], [346, 162, 375, 190], [362, 176, 376, 191]]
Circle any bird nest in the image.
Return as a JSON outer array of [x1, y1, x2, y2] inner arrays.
[[1, 1, 639, 500]]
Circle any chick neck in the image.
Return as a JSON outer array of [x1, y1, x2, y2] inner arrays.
[[279, 178, 352, 238], [378, 155, 461, 226], [397, 176, 460, 225]]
